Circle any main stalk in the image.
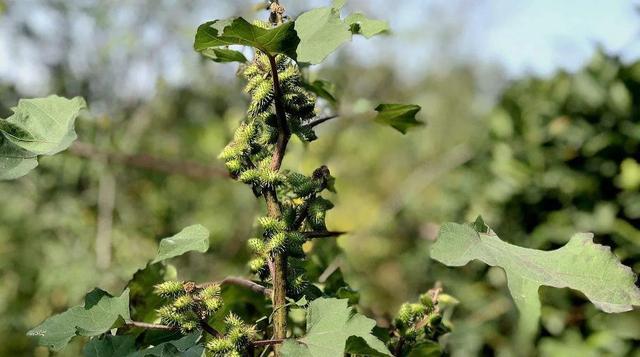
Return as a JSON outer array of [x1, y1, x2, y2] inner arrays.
[[265, 1, 290, 352]]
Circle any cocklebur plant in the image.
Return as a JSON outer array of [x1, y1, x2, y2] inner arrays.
[[13, 1, 639, 356]]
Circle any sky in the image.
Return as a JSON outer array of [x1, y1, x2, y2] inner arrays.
[[0, 0, 638, 97]]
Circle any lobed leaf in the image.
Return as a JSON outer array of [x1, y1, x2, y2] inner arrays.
[[27, 289, 131, 351], [431, 217, 640, 346], [281, 298, 391, 357], [294, 2, 387, 65], [373, 104, 424, 134], [152, 224, 210, 263]]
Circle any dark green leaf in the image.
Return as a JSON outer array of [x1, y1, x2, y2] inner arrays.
[[199, 48, 248, 63], [301, 79, 337, 105], [373, 104, 424, 134], [83, 335, 136, 357], [27, 289, 130, 351], [194, 18, 299, 59], [127, 262, 176, 322], [131, 333, 204, 357]]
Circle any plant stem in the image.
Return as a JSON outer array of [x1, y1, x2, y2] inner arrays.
[[125, 321, 174, 330], [263, 53, 291, 354], [197, 276, 273, 297]]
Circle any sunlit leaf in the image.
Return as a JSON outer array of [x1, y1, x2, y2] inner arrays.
[[345, 13, 389, 38], [281, 298, 391, 356], [431, 217, 640, 346], [373, 104, 424, 134], [1, 95, 86, 155], [152, 224, 210, 263], [294, 7, 351, 64], [27, 289, 130, 351]]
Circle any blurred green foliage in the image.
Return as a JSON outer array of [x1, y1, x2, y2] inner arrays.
[[435, 51, 640, 356]]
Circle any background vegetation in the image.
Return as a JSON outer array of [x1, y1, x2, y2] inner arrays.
[[1, 1, 639, 356]]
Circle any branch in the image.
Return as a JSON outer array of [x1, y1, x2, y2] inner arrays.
[[69, 142, 229, 180], [253, 338, 285, 347], [125, 320, 221, 337], [303, 115, 338, 129], [303, 231, 346, 239], [198, 276, 273, 297], [125, 321, 174, 331], [199, 320, 222, 338]]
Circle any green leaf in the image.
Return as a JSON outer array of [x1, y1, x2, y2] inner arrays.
[[152, 224, 210, 263], [199, 48, 248, 63], [373, 104, 424, 134], [301, 79, 337, 105], [83, 333, 204, 357], [194, 18, 299, 59], [130, 333, 204, 357], [0, 133, 37, 180], [27, 289, 131, 351], [431, 219, 640, 345], [83, 335, 136, 357], [127, 262, 176, 322], [281, 298, 391, 357], [294, 7, 352, 64], [1, 95, 86, 155], [332, 0, 347, 9], [345, 13, 389, 38]]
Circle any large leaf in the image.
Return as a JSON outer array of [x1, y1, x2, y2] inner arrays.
[[281, 298, 391, 357], [27, 289, 131, 351], [294, 6, 351, 64], [151, 224, 210, 263], [431, 218, 640, 345], [0, 133, 37, 180], [294, 2, 388, 64], [1, 95, 86, 155], [373, 104, 424, 134], [194, 18, 299, 59]]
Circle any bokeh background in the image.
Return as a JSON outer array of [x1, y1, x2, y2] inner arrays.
[[1, 0, 640, 356]]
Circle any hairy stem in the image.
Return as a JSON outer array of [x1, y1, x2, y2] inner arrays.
[[263, 53, 291, 352]]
